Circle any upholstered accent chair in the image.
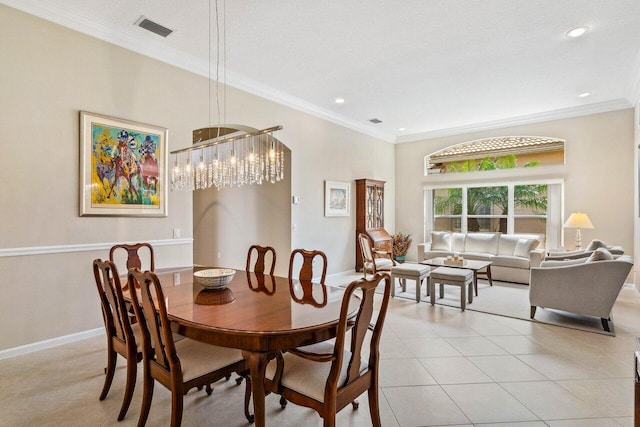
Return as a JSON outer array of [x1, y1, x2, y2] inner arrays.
[[530, 250, 633, 332], [545, 239, 624, 261]]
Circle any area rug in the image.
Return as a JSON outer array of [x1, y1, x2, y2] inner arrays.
[[390, 279, 615, 336]]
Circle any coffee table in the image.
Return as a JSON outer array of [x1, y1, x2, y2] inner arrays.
[[420, 257, 492, 296]]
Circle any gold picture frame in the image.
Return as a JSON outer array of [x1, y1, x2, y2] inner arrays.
[[80, 111, 168, 217]]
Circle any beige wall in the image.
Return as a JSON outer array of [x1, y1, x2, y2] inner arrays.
[[0, 6, 394, 351], [396, 109, 636, 268]]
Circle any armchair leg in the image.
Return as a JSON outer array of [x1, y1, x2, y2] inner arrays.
[[530, 306, 537, 319], [601, 318, 611, 332]]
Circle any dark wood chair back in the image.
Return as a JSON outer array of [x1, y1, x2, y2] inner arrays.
[[288, 248, 327, 283], [110, 243, 155, 273], [246, 245, 276, 275], [92, 259, 140, 421], [127, 269, 177, 375], [267, 272, 392, 426], [127, 268, 253, 426]]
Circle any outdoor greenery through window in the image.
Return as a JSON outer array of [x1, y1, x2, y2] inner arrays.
[[433, 183, 547, 234]]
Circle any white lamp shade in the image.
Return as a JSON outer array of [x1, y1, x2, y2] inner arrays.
[[564, 212, 594, 229]]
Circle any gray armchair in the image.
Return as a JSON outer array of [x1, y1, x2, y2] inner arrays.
[[529, 255, 633, 332], [545, 239, 624, 261]]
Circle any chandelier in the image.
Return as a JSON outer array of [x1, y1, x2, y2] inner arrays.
[[169, 0, 285, 191], [170, 124, 285, 191]]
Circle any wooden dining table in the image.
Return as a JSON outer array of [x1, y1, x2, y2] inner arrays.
[[147, 267, 360, 427]]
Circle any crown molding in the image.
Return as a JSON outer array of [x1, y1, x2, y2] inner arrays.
[[4, 0, 636, 145], [397, 99, 633, 143], [1, 0, 395, 143]]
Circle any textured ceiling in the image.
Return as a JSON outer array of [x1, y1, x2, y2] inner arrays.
[[5, 0, 640, 142]]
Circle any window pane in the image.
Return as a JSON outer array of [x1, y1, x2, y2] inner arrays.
[[467, 217, 504, 233], [434, 217, 461, 232], [515, 217, 546, 234], [433, 188, 461, 215], [467, 186, 508, 215], [514, 184, 548, 215]]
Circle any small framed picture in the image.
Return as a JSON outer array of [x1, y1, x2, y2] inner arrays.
[[80, 111, 168, 217], [324, 180, 350, 217]]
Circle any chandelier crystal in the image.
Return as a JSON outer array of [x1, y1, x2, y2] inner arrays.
[[170, 125, 284, 191]]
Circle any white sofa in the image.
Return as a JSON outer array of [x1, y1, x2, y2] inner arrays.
[[417, 231, 545, 284]]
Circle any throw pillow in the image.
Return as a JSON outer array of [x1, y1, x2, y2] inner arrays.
[[585, 239, 607, 251], [586, 247, 614, 262], [514, 238, 539, 258], [431, 231, 452, 251]]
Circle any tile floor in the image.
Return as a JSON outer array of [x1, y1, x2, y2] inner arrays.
[[1, 273, 639, 427]]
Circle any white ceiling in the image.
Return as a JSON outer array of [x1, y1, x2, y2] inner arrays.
[[6, 0, 640, 142]]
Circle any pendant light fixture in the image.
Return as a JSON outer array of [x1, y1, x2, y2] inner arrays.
[[170, 0, 285, 191]]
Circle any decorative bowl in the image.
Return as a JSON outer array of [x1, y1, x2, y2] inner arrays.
[[194, 268, 236, 289]]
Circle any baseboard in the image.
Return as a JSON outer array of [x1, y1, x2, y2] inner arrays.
[[0, 328, 104, 360]]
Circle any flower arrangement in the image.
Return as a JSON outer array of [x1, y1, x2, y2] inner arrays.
[[391, 232, 412, 258]]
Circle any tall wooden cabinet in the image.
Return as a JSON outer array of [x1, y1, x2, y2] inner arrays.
[[355, 179, 393, 271]]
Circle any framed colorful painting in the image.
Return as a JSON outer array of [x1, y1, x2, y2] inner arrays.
[[80, 111, 168, 217], [324, 180, 350, 217]]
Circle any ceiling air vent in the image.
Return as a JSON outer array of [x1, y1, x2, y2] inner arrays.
[[369, 118, 383, 124], [135, 16, 173, 38]]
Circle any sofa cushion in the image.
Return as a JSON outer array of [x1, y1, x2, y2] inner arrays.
[[431, 231, 452, 250], [540, 258, 588, 267], [586, 247, 614, 262], [585, 239, 607, 251], [514, 239, 539, 258], [498, 234, 520, 256], [465, 233, 499, 255], [451, 233, 467, 252], [459, 252, 492, 262], [492, 255, 530, 269]]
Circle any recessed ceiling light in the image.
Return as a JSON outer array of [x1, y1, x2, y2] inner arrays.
[[578, 92, 592, 98], [398, 127, 405, 131], [334, 98, 345, 104], [566, 26, 589, 38]]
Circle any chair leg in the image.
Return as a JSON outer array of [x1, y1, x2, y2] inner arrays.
[[205, 384, 213, 395], [601, 318, 611, 332], [244, 375, 254, 423], [530, 306, 537, 319], [323, 414, 336, 427], [137, 375, 154, 427], [170, 390, 183, 427], [351, 399, 359, 410], [368, 386, 382, 427], [117, 357, 137, 421], [279, 396, 288, 409], [99, 349, 117, 401]]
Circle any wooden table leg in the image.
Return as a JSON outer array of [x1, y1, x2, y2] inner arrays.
[[473, 271, 479, 296], [243, 350, 271, 427], [486, 265, 493, 286]]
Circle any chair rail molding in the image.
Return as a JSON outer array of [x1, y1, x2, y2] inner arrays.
[[0, 238, 193, 258]]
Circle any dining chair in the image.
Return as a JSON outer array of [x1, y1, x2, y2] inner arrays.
[[358, 233, 395, 279], [109, 242, 155, 274], [127, 268, 253, 427], [265, 272, 392, 427], [288, 248, 328, 283], [92, 259, 142, 421], [246, 244, 277, 275]]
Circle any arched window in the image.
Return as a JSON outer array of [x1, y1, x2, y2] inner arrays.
[[425, 136, 565, 175], [424, 136, 566, 249]]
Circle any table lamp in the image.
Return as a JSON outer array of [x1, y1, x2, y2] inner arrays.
[[564, 212, 594, 249]]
